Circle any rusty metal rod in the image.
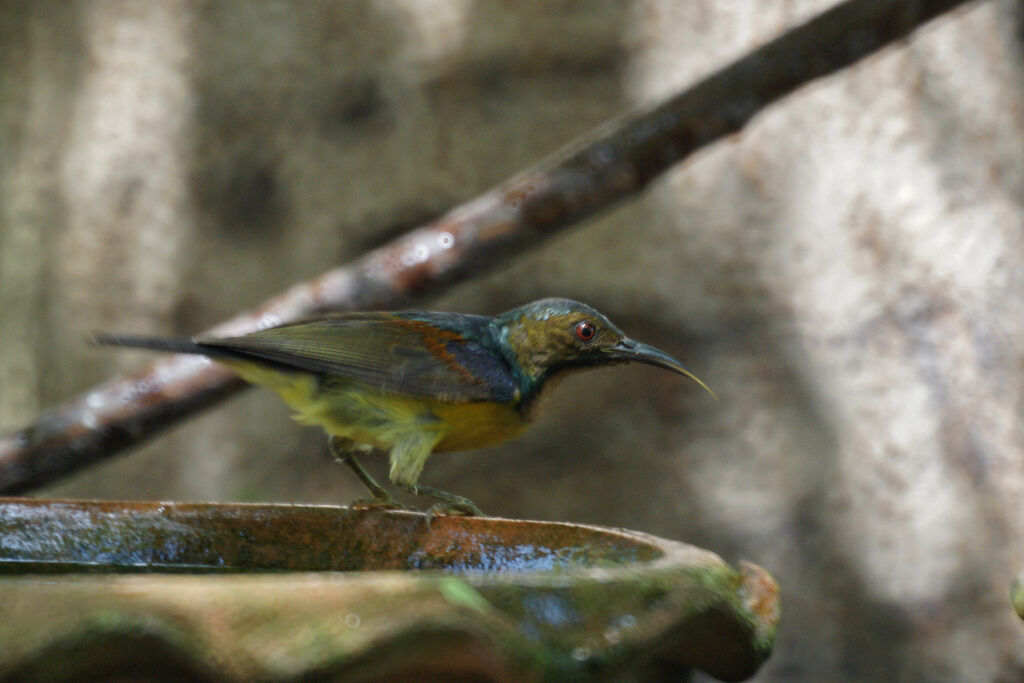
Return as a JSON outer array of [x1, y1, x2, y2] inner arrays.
[[0, 0, 976, 493]]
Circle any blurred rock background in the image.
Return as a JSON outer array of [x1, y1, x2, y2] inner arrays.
[[3, 0, 1024, 679]]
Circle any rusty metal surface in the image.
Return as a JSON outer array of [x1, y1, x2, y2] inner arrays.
[[0, 0, 974, 495], [0, 498, 778, 680], [0, 498, 668, 574]]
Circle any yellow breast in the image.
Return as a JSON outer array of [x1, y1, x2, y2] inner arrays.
[[427, 399, 529, 452]]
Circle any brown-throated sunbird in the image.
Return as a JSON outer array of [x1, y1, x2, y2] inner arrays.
[[96, 298, 714, 516]]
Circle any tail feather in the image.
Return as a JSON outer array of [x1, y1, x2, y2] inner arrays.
[[94, 331, 303, 374], [91, 333, 209, 356]]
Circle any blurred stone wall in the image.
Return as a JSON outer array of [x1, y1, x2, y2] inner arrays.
[[3, 0, 1024, 679]]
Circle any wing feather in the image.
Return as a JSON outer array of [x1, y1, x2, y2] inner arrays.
[[196, 312, 518, 403]]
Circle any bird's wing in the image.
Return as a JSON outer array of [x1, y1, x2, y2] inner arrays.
[[196, 313, 519, 403]]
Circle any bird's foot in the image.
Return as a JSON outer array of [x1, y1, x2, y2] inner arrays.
[[426, 498, 483, 516], [398, 483, 485, 520], [424, 499, 483, 521], [392, 480, 485, 527], [347, 495, 418, 512]]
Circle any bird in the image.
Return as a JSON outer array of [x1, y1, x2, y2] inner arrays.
[[95, 298, 714, 516]]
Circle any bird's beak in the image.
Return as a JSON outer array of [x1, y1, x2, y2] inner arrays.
[[608, 338, 717, 400]]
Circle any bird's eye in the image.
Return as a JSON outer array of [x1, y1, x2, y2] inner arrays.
[[574, 320, 597, 342]]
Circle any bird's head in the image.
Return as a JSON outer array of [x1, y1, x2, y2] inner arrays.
[[493, 298, 715, 398]]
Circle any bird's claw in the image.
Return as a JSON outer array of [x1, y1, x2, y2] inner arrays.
[[398, 483, 484, 523], [347, 496, 418, 512], [424, 500, 485, 523]]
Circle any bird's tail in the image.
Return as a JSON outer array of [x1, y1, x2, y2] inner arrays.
[[92, 332, 211, 356]]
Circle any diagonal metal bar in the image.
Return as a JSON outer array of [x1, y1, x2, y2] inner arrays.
[[0, 0, 977, 493]]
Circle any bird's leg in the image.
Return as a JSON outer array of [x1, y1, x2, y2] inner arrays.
[[387, 431, 482, 518], [328, 436, 411, 510], [397, 482, 484, 518]]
